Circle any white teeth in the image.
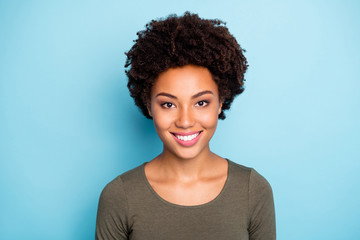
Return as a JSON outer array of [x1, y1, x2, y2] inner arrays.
[[176, 133, 200, 141]]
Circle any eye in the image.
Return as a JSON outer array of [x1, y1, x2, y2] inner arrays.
[[195, 100, 209, 107], [161, 102, 175, 109]]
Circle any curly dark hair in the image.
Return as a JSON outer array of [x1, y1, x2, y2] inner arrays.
[[125, 12, 248, 119]]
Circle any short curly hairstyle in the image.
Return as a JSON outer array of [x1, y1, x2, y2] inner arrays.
[[125, 12, 248, 119]]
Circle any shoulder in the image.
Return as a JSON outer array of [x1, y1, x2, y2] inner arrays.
[[228, 160, 272, 191], [249, 168, 272, 196], [227, 160, 274, 212], [96, 164, 146, 239], [228, 160, 276, 239], [100, 164, 145, 201], [228, 160, 252, 175], [227, 160, 252, 187]]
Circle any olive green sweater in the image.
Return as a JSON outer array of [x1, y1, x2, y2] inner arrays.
[[96, 160, 276, 240]]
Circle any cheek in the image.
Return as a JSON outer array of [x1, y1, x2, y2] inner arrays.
[[152, 111, 173, 131], [198, 108, 219, 129]]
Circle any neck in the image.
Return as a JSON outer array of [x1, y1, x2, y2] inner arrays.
[[154, 146, 220, 181]]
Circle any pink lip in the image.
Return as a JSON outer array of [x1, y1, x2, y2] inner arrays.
[[170, 131, 203, 147]]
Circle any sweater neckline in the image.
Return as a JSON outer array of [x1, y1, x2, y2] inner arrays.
[[141, 159, 232, 208]]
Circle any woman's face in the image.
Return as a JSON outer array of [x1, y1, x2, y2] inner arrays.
[[149, 64, 222, 160]]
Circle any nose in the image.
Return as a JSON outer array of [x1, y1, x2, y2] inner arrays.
[[175, 106, 195, 129]]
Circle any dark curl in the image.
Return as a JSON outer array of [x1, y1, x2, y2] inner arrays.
[[125, 12, 248, 119]]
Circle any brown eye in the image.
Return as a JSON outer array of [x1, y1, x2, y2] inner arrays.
[[161, 102, 175, 109], [195, 100, 208, 107]]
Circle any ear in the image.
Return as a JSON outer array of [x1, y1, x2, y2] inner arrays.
[[218, 101, 223, 115], [147, 104, 152, 117]]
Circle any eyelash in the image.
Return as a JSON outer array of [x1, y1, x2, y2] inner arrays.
[[161, 102, 175, 109], [160, 100, 209, 109], [195, 100, 209, 107]]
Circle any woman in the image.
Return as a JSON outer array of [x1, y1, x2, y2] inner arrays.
[[96, 12, 275, 240]]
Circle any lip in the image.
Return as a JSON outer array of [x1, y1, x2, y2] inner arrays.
[[170, 131, 203, 147]]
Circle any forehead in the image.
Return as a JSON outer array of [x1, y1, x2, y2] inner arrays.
[[151, 65, 219, 97]]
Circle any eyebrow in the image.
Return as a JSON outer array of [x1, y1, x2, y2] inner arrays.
[[155, 90, 214, 99]]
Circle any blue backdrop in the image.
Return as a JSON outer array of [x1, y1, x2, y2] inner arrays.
[[1, 0, 359, 239]]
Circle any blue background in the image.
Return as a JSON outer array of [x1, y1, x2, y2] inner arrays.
[[1, 0, 359, 239]]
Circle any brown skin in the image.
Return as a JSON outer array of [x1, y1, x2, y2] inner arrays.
[[145, 65, 228, 206]]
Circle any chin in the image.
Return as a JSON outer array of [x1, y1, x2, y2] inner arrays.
[[168, 145, 208, 161], [176, 152, 200, 161]]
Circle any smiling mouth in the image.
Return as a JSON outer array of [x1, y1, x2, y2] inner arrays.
[[173, 132, 200, 141], [170, 131, 203, 146]]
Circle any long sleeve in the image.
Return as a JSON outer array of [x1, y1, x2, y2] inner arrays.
[[96, 177, 129, 240], [248, 169, 276, 240]]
